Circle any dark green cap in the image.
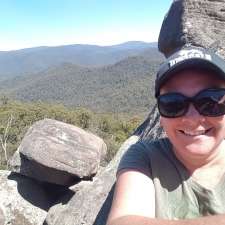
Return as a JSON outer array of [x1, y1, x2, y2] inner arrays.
[[155, 46, 225, 97]]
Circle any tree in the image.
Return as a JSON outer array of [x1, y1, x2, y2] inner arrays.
[[0, 114, 13, 168]]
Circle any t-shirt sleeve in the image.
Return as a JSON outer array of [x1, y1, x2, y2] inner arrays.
[[117, 140, 152, 178]]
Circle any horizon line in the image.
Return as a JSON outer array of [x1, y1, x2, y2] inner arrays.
[[0, 40, 158, 52]]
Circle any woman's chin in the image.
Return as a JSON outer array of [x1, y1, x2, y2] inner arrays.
[[174, 139, 217, 160]]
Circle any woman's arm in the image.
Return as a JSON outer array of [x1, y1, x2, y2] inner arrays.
[[108, 214, 225, 225], [107, 169, 155, 224]]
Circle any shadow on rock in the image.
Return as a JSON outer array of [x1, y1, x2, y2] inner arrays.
[[41, 182, 75, 206], [8, 172, 52, 211]]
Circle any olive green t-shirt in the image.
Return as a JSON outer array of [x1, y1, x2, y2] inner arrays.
[[117, 138, 225, 219]]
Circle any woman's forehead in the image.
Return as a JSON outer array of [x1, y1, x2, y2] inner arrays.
[[160, 69, 225, 94]]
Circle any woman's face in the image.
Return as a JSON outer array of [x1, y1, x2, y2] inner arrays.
[[160, 69, 225, 167]]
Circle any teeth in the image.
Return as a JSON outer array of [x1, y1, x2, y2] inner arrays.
[[182, 130, 207, 136]]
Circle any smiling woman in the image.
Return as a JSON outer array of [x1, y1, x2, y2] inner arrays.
[[107, 46, 225, 225], [160, 70, 225, 174]]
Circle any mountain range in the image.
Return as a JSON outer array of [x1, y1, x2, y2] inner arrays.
[[0, 41, 159, 78], [0, 41, 164, 113]]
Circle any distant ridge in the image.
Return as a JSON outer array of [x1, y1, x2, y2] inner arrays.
[[0, 54, 163, 113], [106, 41, 158, 49], [0, 41, 158, 52], [0, 41, 161, 80]]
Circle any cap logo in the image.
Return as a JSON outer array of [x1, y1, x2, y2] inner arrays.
[[169, 49, 212, 67]]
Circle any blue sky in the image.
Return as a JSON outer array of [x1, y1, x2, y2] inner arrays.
[[0, 0, 172, 51]]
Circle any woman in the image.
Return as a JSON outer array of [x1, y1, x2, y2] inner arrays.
[[107, 46, 225, 225]]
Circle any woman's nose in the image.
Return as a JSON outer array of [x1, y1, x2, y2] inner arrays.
[[183, 103, 205, 121]]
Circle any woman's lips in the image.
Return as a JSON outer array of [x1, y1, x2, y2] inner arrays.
[[179, 128, 212, 136]]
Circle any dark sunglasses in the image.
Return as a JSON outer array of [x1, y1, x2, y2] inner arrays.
[[157, 88, 225, 118]]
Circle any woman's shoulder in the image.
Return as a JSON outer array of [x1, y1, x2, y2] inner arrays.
[[117, 137, 173, 177]]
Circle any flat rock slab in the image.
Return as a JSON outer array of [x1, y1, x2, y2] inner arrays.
[[0, 170, 50, 225], [10, 118, 107, 186], [159, 0, 225, 58]]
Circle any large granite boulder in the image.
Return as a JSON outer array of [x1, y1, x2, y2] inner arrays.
[[158, 0, 225, 58], [9, 119, 107, 186], [0, 170, 50, 225]]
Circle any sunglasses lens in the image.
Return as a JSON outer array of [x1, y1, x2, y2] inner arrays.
[[196, 89, 225, 116], [157, 93, 188, 118]]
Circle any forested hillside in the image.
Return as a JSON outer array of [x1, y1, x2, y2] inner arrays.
[[0, 55, 162, 113]]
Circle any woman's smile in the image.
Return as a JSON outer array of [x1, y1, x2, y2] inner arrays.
[[178, 128, 212, 136]]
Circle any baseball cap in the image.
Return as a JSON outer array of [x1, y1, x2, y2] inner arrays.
[[155, 46, 225, 97]]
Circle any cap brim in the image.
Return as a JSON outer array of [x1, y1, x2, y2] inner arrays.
[[155, 58, 225, 97]]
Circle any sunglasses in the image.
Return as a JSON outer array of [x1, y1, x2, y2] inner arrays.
[[157, 88, 225, 118]]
